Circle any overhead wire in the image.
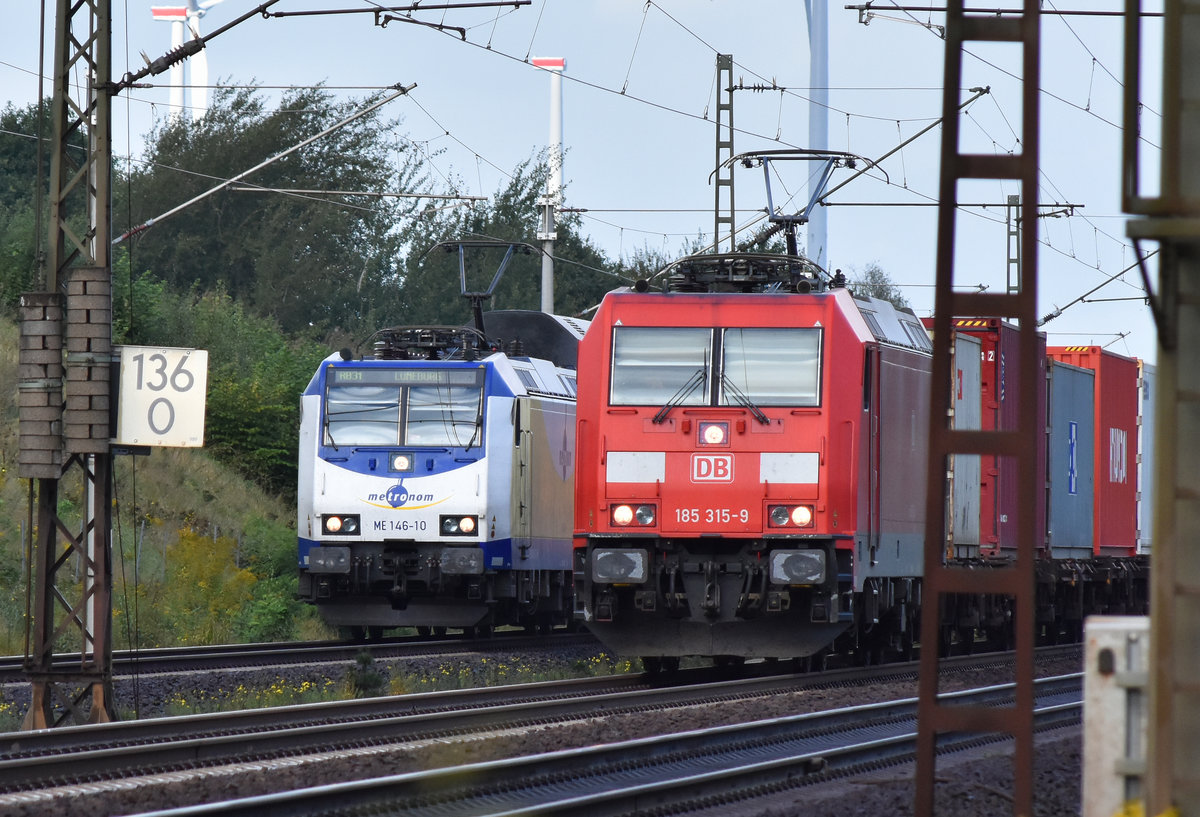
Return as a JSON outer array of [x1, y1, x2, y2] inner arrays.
[[868, 3, 1156, 305], [11, 1, 1156, 303]]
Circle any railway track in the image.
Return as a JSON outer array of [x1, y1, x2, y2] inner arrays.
[[0, 647, 1080, 815], [113, 676, 1084, 817], [0, 632, 601, 683]]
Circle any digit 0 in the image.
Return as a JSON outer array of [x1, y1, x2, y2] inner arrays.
[[147, 397, 175, 435]]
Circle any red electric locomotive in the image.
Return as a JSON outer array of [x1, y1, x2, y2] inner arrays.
[[572, 253, 935, 666]]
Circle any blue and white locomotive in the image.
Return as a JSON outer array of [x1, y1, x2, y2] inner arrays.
[[297, 308, 588, 639]]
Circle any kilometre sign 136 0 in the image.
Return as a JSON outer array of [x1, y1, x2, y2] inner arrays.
[[115, 345, 209, 447]]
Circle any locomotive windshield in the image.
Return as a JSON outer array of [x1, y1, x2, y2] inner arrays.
[[322, 366, 484, 447], [610, 326, 821, 407], [721, 328, 821, 406], [610, 327, 712, 405]]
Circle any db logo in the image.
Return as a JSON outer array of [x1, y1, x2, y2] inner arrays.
[[692, 454, 734, 482]]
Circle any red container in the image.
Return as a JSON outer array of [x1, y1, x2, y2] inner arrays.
[[947, 319, 1047, 557], [1046, 346, 1140, 556]]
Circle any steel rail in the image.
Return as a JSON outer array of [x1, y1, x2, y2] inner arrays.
[[0, 648, 1077, 794], [125, 675, 1083, 817]]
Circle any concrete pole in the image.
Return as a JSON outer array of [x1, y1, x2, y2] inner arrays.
[[804, 0, 828, 268], [534, 57, 565, 313]]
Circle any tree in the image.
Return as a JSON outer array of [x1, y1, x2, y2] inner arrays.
[[848, 262, 910, 310], [114, 86, 428, 338], [393, 155, 620, 333], [0, 100, 88, 306], [111, 270, 328, 497]]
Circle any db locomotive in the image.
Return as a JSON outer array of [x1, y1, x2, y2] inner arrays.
[[297, 308, 588, 639], [571, 251, 1150, 668]]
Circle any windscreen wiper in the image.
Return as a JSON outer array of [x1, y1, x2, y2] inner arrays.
[[720, 374, 770, 425], [464, 393, 483, 452], [652, 368, 707, 424]]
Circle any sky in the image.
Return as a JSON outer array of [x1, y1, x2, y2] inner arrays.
[[1, 0, 1166, 363]]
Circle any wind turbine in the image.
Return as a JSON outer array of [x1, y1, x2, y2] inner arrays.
[[150, 0, 223, 121]]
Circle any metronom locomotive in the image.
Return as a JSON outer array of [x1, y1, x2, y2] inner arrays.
[[571, 251, 1150, 669], [297, 243, 588, 639]]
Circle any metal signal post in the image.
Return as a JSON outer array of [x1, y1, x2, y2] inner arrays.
[[20, 0, 117, 728]]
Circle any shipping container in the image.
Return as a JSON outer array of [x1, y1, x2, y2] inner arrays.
[[1137, 361, 1155, 555], [1046, 346, 1140, 556], [951, 319, 1047, 556], [950, 331, 981, 557], [1045, 360, 1095, 560]]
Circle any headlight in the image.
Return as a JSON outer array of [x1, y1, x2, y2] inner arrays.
[[769, 550, 826, 585], [440, 515, 479, 536], [698, 421, 728, 446], [308, 546, 351, 573], [440, 547, 484, 575], [322, 514, 360, 535], [592, 548, 649, 583], [610, 504, 656, 527], [767, 504, 815, 528], [390, 452, 415, 472]]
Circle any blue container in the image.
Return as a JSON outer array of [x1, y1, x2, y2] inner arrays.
[[1046, 360, 1095, 559]]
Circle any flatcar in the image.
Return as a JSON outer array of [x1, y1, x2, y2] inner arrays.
[[297, 308, 588, 639], [571, 251, 1149, 668]]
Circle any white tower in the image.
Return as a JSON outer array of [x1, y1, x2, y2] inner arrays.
[[804, 0, 829, 269], [151, 0, 222, 121], [532, 56, 565, 313]]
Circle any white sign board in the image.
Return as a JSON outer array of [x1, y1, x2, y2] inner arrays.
[[116, 346, 208, 447]]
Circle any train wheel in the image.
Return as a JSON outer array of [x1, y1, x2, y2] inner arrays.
[[367, 626, 386, 641], [899, 624, 916, 662], [642, 656, 662, 674], [794, 650, 827, 673], [466, 622, 494, 639], [938, 626, 955, 657], [416, 626, 431, 637], [986, 622, 1013, 652], [341, 626, 368, 642], [433, 626, 447, 637]]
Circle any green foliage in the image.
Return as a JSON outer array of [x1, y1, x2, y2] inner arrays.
[[0, 558, 25, 657], [160, 529, 258, 645], [0, 207, 39, 305], [239, 516, 298, 578], [848, 261, 910, 310], [0, 100, 90, 306], [160, 675, 341, 717], [348, 651, 387, 698], [395, 156, 620, 329], [236, 575, 302, 644], [0, 85, 650, 656], [111, 250, 168, 344], [114, 86, 425, 338], [112, 281, 329, 498]]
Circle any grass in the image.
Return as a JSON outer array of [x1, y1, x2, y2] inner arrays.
[[392, 651, 640, 695], [150, 650, 641, 719], [0, 650, 664, 730], [161, 677, 344, 716]]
